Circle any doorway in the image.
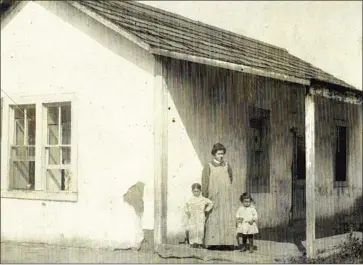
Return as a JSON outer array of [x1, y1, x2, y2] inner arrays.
[[291, 130, 306, 220]]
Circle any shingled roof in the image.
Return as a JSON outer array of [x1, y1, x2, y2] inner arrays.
[[1, 0, 358, 90], [69, 0, 358, 90]]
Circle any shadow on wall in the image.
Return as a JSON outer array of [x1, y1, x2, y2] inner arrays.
[[316, 195, 363, 238], [123, 181, 145, 218], [255, 196, 363, 253], [166, 60, 231, 165]]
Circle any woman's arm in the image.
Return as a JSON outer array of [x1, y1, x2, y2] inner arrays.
[[228, 164, 233, 183], [205, 198, 213, 212], [201, 164, 210, 198]]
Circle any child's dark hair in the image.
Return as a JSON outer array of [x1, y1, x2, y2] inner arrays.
[[191, 183, 202, 191], [240, 192, 253, 203]]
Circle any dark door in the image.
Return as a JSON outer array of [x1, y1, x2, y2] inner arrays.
[[292, 132, 306, 220]]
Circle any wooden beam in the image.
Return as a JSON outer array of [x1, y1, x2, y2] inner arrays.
[[360, 103, 363, 200], [153, 55, 168, 246], [34, 103, 43, 191], [305, 92, 316, 258], [149, 48, 311, 86], [308, 86, 362, 105]]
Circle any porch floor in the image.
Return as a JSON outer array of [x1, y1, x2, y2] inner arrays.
[[1, 232, 361, 263], [157, 231, 362, 263]]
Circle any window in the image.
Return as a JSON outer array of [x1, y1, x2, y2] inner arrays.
[[1, 94, 77, 201], [45, 104, 72, 191], [247, 107, 270, 193], [334, 125, 348, 185], [9, 105, 36, 190], [295, 137, 306, 180]]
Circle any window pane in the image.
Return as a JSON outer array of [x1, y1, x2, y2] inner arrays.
[[11, 146, 35, 160], [62, 147, 71, 164], [335, 126, 347, 182], [47, 106, 59, 145], [13, 106, 36, 146], [15, 119, 25, 145], [14, 107, 25, 145], [46, 168, 72, 191], [61, 105, 71, 145], [27, 107, 36, 145], [14, 107, 24, 119], [10, 161, 35, 190], [47, 147, 61, 165]]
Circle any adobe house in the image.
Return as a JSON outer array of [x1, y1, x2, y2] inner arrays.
[[1, 0, 362, 257]]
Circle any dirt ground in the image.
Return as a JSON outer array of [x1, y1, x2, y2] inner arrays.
[[0, 241, 224, 264], [2, 232, 361, 264], [0, 239, 295, 264]]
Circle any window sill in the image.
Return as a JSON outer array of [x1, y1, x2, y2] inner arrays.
[[1, 190, 78, 202], [334, 182, 349, 188]]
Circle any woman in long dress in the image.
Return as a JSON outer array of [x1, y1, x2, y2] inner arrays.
[[201, 143, 236, 249]]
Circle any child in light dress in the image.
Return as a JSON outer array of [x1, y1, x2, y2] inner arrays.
[[236, 192, 259, 253], [184, 183, 214, 248]]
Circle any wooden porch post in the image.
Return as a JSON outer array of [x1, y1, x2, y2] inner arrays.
[[153, 55, 168, 246], [360, 103, 363, 200], [305, 91, 316, 258]]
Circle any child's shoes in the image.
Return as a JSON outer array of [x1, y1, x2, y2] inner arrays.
[[239, 244, 247, 252], [249, 246, 254, 253]]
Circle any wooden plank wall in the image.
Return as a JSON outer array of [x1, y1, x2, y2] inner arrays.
[[164, 58, 362, 239]]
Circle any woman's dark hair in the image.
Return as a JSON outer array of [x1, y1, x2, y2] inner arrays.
[[211, 143, 227, 156], [191, 183, 202, 191], [240, 192, 253, 203]]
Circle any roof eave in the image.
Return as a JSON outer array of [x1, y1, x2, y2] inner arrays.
[[150, 48, 311, 86], [310, 78, 363, 98], [1, 0, 25, 29]]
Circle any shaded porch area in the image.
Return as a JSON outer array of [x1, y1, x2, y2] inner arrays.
[[153, 57, 363, 259], [155, 232, 362, 263]]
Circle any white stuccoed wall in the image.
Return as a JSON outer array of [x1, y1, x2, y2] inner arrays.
[[1, 1, 155, 249]]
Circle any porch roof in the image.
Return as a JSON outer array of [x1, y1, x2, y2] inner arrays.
[[1, 1, 361, 94], [69, 1, 360, 92]]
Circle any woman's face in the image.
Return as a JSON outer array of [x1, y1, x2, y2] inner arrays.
[[192, 189, 201, 197], [243, 198, 251, 207], [214, 150, 225, 162]]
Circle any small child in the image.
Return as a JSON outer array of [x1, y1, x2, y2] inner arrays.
[[236, 193, 259, 253], [184, 183, 214, 248]]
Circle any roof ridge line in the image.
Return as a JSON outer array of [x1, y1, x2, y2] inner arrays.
[[129, 1, 288, 53]]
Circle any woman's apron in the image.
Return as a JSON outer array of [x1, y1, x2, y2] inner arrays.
[[204, 162, 235, 246]]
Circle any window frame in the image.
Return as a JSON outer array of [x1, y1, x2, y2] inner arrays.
[[9, 104, 37, 190], [333, 119, 349, 188], [1, 93, 78, 202]]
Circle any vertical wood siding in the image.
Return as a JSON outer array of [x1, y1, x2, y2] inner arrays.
[[166, 59, 362, 239]]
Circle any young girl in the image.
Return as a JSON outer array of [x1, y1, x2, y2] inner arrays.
[[236, 193, 259, 253], [184, 183, 214, 248]]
